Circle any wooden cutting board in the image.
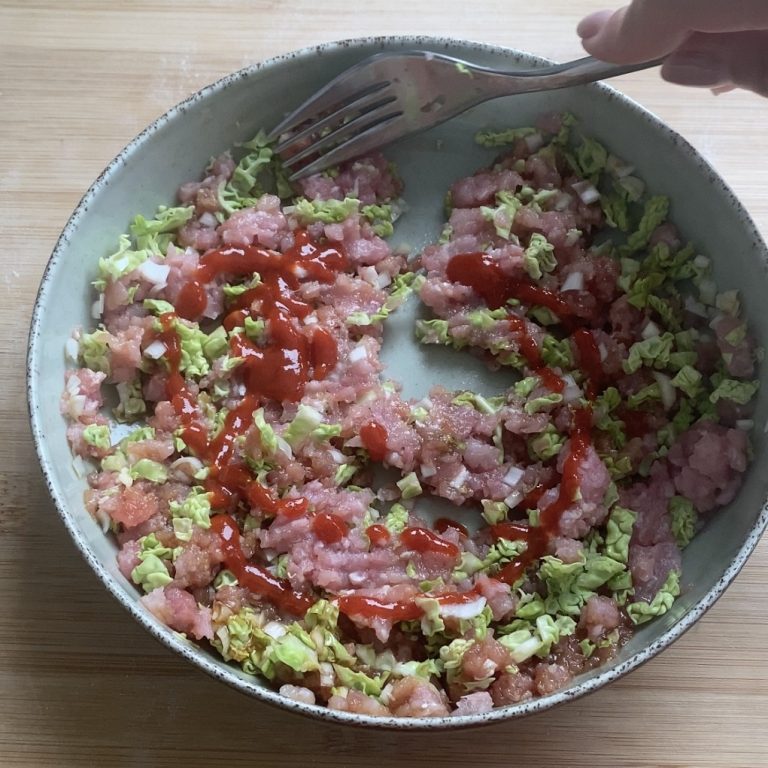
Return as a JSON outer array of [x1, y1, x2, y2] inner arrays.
[[2, 2, 766, 766]]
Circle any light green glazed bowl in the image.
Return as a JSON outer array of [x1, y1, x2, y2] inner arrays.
[[27, 36, 768, 729]]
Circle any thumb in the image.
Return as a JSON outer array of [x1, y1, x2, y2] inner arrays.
[[661, 31, 768, 97]]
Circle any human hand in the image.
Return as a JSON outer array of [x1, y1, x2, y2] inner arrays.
[[578, 0, 768, 97]]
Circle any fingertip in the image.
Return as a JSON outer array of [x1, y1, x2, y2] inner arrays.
[[577, 9, 613, 41]]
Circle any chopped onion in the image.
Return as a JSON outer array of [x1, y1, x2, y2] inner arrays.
[[562, 374, 583, 403], [503, 465, 524, 486], [293, 265, 308, 279], [263, 621, 288, 639], [143, 340, 167, 360], [524, 132, 544, 153], [504, 490, 523, 508], [303, 315, 318, 325], [345, 436, 364, 448], [65, 337, 79, 362], [375, 271, 392, 290], [736, 419, 754, 431], [348, 345, 368, 363], [137, 260, 170, 287], [416, 397, 433, 411], [91, 294, 105, 319], [275, 436, 294, 459], [560, 271, 584, 292], [571, 180, 601, 205], [358, 266, 377, 285], [449, 466, 469, 489], [439, 596, 487, 620], [420, 463, 437, 478], [199, 212, 218, 228], [598, 343, 608, 362], [554, 192, 573, 211], [693, 254, 710, 270], [653, 372, 676, 410], [641, 320, 660, 339], [684, 294, 708, 317], [170, 456, 204, 479], [328, 448, 346, 464]]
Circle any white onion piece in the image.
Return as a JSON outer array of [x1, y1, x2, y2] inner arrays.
[[137, 260, 170, 286], [571, 180, 601, 205], [328, 448, 346, 464], [503, 465, 524, 486], [91, 294, 105, 319], [684, 295, 708, 317], [554, 192, 573, 212], [375, 271, 393, 290], [561, 271, 584, 292], [420, 464, 437, 478], [65, 337, 79, 362], [736, 419, 754, 431], [562, 374, 583, 403], [598, 343, 608, 362], [275, 436, 294, 459], [524, 132, 544, 153], [170, 456, 204, 479], [144, 340, 167, 360], [358, 266, 377, 285], [303, 315, 318, 325], [199, 212, 218, 228], [642, 320, 660, 339], [693, 254, 710, 269], [653, 372, 676, 410], [449, 466, 469, 489], [263, 621, 288, 639], [504, 490, 523, 508], [439, 596, 487, 620], [345, 436, 364, 448], [349, 345, 368, 363], [416, 397, 433, 410], [293, 265, 308, 279]]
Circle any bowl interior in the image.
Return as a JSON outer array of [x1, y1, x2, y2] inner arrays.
[[28, 36, 768, 728]]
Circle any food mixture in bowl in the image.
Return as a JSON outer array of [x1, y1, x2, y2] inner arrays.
[[61, 114, 759, 717]]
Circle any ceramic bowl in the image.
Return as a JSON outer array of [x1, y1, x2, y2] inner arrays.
[[28, 35, 768, 729]]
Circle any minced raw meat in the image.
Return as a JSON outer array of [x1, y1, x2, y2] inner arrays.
[[61, 117, 758, 718]]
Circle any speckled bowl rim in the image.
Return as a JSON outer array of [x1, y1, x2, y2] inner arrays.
[[27, 34, 768, 730]]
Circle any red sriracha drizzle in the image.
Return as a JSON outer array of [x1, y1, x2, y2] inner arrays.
[[572, 328, 604, 400], [490, 407, 593, 585], [434, 517, 469, 537], [337, 591, 480, 622], [446, 253, 566, 393], [447, 252, 573, 318], [154, 231, 351, 615], [211, 514, 311, 615], [365, 524, 391, 547], [312, 512, 347, 545], [360, 421, 388, 461], [400, 526, 460, 559]]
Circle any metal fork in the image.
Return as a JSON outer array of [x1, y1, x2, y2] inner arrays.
[[269, 51, 664, 180]]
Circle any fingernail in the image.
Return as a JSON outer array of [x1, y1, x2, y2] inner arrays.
[[662, 52, 729, 87], [577, 10, 612, 40]]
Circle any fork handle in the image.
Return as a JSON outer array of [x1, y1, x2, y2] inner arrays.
[[490, 55, 666, 95]]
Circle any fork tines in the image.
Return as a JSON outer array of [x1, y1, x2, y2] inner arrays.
[[268, 64, 403, 180]]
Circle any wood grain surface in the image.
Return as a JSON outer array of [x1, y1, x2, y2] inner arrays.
[[2, 1, 767, 766]]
